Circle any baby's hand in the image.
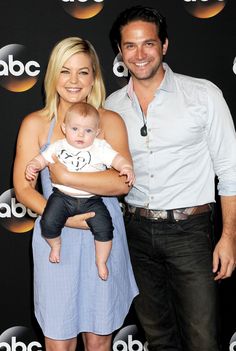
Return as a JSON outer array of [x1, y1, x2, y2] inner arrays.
[[25, 163, 40, 181], [119, 167, 135, 186]]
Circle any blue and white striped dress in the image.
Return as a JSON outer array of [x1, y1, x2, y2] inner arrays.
[[32, 118, 139, 340]]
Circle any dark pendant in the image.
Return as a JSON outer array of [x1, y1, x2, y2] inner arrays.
[[140, 124, 147, 137]]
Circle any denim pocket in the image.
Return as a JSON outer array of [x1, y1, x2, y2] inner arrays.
[[178, 212, 214, 253]]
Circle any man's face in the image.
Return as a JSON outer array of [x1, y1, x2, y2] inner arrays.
[[120, 20, 168, 82]]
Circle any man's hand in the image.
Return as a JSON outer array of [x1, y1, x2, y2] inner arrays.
[[213, 235, 236, 280]]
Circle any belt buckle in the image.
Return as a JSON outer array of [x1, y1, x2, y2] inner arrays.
[[129, 206, 167, 221], [149, 209, 167, 221]]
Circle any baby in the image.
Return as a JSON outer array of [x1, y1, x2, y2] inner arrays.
[[25, 102, 135, 280]]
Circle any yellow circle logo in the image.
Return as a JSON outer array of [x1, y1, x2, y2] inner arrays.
[[183, 0, 227, 19], [0, 188, 37, 233], [60, 0, 104, 19], [0, 44, 40, 92]]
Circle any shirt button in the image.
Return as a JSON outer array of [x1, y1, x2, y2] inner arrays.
[[150, 174, 154, 178], [151, 196, 154, 200], [150, 151, 153, 154]]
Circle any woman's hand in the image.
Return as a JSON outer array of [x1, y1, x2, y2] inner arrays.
[[48, 154, 68, 185], [65, 212, 95, 230]]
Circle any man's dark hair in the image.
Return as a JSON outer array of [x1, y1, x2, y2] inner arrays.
[[110, 5, 168, 52]]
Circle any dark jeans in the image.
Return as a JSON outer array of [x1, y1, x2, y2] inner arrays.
[[125, 211, 221, 351], [41, 188, 113, 242]]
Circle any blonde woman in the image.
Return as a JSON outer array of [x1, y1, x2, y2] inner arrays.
[[13, 37, 138, 351]]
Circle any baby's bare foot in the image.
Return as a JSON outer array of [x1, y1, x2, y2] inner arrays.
[[46, 237, 61, 263], [49, 247, 60, 263], [97, 262, 109, 281]]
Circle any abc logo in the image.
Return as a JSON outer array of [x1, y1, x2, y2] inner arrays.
[[183, 0, 227, 19], [113, 53, 128, 78], [0, 44, 40, 92], [60, 0, 104, 19], [230, 341, 236, 351], [0, 326, 42, 351], [230, 331, 236, 351], [113, 325, 148, 351], [112, 53, 129, 88], [233, 57, 236, 75], [0, 188, 37, 234]]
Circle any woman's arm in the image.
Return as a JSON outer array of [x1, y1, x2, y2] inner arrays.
[[13, 113, 47, 215], [13, 113, 94, 229], [49, 109, 132, 196]]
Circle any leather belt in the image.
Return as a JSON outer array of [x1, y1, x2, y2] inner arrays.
[[127, 204, 211, 221]]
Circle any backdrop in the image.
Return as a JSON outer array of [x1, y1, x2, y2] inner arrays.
[[0, 0, 236, 350]]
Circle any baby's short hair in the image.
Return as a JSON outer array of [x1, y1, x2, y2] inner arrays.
[[65, 102, 100, 125]]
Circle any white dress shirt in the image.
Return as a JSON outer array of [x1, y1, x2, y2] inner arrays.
[[105, 63, 236, 210]]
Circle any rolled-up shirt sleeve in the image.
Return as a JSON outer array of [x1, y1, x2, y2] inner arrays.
[[205, 82, 236, 196]]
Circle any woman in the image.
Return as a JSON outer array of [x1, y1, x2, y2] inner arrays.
[[13, 37, 138, 351]]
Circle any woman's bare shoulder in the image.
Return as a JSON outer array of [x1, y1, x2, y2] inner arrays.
[[98, 107, 125, 128], [21, 109, 48, 128], [21, 110, 50, 133], [97, 107, 129, 149], [18, 109, 51, 148]]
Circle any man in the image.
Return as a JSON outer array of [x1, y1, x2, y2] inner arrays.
[[105, 5, 236, 351]]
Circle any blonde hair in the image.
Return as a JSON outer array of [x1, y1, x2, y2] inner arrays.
[[42, 37, 106, 120]]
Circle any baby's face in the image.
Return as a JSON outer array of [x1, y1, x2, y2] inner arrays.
[[63, 112, 99, 149]]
